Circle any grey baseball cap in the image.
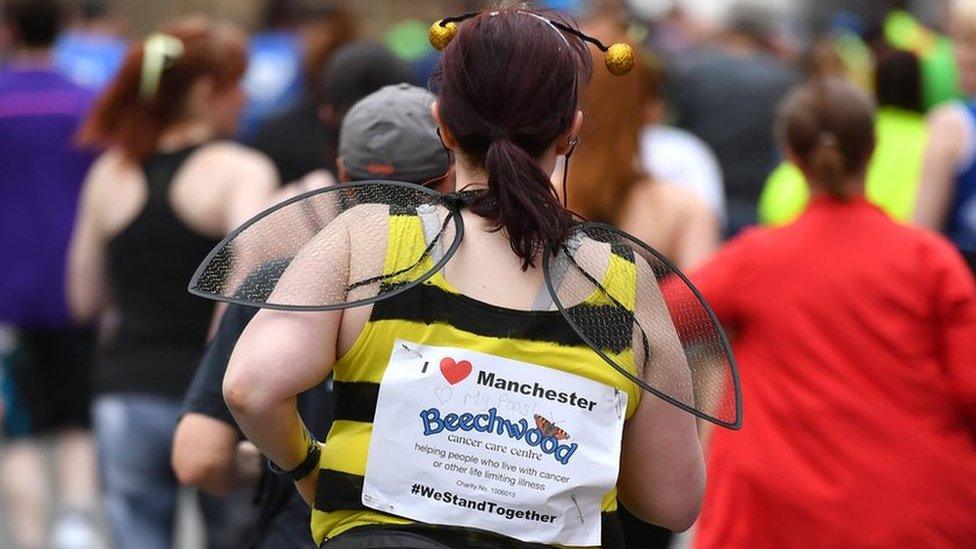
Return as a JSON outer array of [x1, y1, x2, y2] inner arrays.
[[339, 83, 451, 184]]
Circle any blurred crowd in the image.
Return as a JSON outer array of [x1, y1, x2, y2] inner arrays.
[[0, 0, 974, 548]]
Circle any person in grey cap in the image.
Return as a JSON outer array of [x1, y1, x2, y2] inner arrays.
[[171, 80, 453, 549], [337, 82, 452, 189], [282, 82, 453, 196]]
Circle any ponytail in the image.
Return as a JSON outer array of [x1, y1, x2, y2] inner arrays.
[[809, 133, 850, 198], [471, 137, 573, 269], [78, 16, 246, 161], [775, 78, 876, 199], [431, 8, 592, 269]]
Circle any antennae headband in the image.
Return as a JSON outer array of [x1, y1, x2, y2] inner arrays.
[[428, 10, 636, 76]]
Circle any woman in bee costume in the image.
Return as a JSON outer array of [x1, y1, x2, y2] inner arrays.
[[193, 7, 741, 549]]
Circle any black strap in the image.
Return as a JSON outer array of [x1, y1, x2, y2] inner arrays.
[[333, 381, 380, 423], [315, 469, 367, 512], [140, 144, 202, 211], [268, 438, 321, 482], [346, 209, 453, 292], [559, 242, 650, 373]]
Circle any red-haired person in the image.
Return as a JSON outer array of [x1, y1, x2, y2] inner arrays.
[[568, 14, 719, 272], [692, 78, 976, 548], [66, 16, 277, 549], [221, 7, 704, 549]]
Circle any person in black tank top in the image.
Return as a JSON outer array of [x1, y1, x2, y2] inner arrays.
[[97, 145, 218, 396], [68, 18, 278, 549], [90, 146, 225, 549]]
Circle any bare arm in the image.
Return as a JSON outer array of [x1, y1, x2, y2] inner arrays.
[[618, 393, 705, 531], [221, 215, 355, 504], [673, 195, 720, 271], [616, 256, 705, 532], [225, 150, 279, 230], [66, 156, 113, 322], [223, 308, 340, 504], [203, 148, 279, 337], [916, 106, 966, 230], [172, 414, 261, 495]]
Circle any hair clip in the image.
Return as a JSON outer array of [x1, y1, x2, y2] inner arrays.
[[140, 33, 185, 100], [428, 11, 636, 76]]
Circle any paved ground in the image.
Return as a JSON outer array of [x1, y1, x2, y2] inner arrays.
[[0, 469, 205, 549]]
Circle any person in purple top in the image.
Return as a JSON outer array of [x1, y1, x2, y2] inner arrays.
[[0, 1, 102, 548], [53, 0, 128, 91]]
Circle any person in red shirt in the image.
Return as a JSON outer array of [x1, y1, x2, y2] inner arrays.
[[692, 77, 976, 548]]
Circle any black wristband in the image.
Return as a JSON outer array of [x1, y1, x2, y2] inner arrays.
[[268, 439, 320, 482]]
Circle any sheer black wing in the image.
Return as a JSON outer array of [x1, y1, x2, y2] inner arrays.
[[189, 180, 463, 311], [544, 222, 741, 429]]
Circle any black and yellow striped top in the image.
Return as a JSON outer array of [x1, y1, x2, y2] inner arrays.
[[311, 208, 642, 548]]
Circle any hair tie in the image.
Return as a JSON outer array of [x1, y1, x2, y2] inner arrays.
[[818, 132, 838, 147], [489, 127, 508, 141], [140, 33, 185, 101]]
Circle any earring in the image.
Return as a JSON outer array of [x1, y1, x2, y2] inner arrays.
[[565, 135, 580, 158]]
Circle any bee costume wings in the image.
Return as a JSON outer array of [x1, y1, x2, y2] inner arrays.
[[189, 179, 742, 429]]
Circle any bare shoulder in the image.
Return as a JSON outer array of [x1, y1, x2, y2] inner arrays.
[[196, 140, 278, 181], [79, 148, 149, 234], [84, 148, 142, 202], [270, 169, 337, 205], [194, 143, 280, 219], [641, 178, 711, 217], [337, 202, 390, 226], [927, 103, 968, 136], [86, 148, 130, 188], [673, 181, 711, 216]]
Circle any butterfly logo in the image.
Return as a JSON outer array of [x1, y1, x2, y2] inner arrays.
[[534, 414, 571, 440]]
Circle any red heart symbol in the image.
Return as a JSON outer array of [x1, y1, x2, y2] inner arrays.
[[440, 357, 472, 385]]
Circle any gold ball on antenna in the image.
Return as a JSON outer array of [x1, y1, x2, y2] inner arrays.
[[428, 20, 458, 51], [605, 43, 636, 76]]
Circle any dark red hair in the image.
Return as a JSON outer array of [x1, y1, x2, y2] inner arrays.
[[78, 15, 247, 161], [431, 8, 592, 269]]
